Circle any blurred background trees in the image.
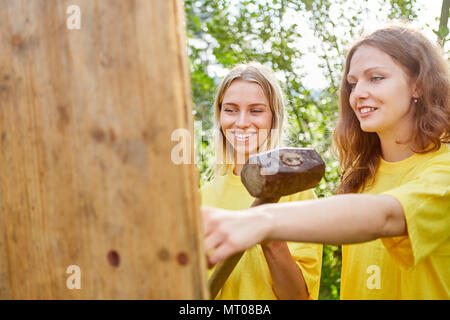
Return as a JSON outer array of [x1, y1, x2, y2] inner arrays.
[[185, 0, 449, 299]]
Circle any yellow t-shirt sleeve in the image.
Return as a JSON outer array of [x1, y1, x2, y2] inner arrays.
[[286, 241, 323, 300], [280, 189, 323, 300], [381, 159, 450, 269]]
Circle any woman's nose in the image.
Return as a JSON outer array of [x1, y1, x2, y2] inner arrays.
[[352, 81, 369, 100], [236, 111, 250, 128]]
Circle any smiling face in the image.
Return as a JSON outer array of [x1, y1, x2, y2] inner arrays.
[[220, 79, 273, 162], [347, 45, 419, 140]]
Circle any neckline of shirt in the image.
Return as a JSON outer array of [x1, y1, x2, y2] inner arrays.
[[224, 171, 243, 186]]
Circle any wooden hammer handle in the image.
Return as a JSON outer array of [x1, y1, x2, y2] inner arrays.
[[208, 196, 280, 299], [208, 251, 244, 299]]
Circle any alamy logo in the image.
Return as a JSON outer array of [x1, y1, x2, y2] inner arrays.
[[66, 5, 81, 30], [170, 128, 281, 173], [66, 265, 81, 290], [366, 265, 381, 290]]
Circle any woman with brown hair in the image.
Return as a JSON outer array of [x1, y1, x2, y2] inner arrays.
[[203, 25, 450, 299]]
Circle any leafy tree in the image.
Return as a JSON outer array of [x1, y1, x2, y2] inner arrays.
[[436, 0, 449, 48]]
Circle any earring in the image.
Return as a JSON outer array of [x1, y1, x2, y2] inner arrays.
[[413, 98, 418, 103]]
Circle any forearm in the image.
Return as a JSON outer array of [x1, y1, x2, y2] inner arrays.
[[202, 194, 407, 265], [257, 194, 407, 245], [261, 241, 309, 300]]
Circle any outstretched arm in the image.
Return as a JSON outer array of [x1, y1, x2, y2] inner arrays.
[[203, 194, 407, 265]]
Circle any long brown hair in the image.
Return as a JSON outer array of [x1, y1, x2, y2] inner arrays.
[[333, 25, 450, 194]]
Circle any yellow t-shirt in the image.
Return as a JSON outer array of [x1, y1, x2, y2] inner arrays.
[[341, 144, 450, 299], [201, 172, 323, 300]]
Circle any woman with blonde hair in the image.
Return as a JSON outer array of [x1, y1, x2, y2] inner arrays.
[[203, 25, 450, 299], [201, 62, 323, 299]]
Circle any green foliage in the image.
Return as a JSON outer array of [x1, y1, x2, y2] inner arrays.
[[319, 245, 342, 300], [185, 0, 440, 299], [385, 0, 418, 20], [434, 0, 449, 49]]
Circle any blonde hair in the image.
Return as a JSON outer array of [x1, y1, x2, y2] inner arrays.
[[211, 62, 287, 177]]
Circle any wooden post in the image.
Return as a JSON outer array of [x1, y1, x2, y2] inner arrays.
[[0, 0, 207, 299]]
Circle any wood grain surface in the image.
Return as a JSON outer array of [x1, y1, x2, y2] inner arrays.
[[0, 0, 207, 299]]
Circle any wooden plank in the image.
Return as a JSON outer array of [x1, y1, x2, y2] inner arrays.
[[0, 0, 207, 299]]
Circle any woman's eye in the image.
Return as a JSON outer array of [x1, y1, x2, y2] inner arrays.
[[251, 109, 263, 113], [348, 82, 356, 90], [371, 75, 384, 82], [224, 108, 235, 113]]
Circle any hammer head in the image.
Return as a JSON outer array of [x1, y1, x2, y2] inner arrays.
[[241, 148, 325, 200]]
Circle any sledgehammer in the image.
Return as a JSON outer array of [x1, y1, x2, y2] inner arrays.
[[208, 148, 325, 299]]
